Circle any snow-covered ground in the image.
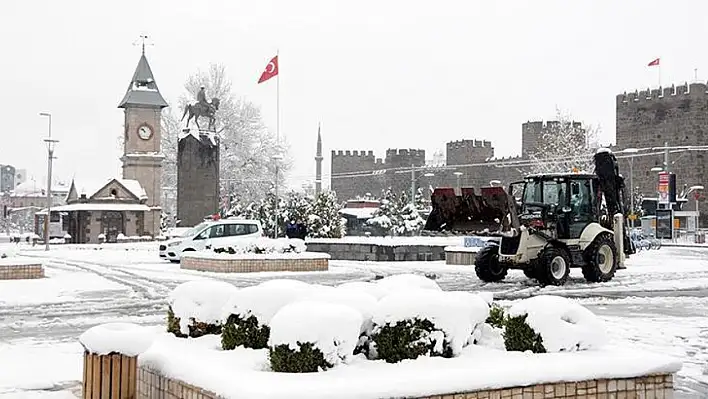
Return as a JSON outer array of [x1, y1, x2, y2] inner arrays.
[[0, 243, 707, 398]]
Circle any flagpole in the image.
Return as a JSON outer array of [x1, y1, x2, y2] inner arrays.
[[276, 49, 280, 143]]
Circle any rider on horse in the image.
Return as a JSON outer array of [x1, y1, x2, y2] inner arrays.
[[197, 86, 214, 114]]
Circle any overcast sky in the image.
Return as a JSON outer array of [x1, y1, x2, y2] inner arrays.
[[1, 0, 705, 190]]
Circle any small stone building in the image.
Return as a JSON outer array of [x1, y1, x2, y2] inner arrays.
[[49, 178, 153, 243]]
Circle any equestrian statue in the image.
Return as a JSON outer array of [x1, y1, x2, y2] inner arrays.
[[181, 86, 221, 132]]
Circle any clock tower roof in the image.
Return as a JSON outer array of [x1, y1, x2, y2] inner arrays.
[[118, 53, 169, 109]]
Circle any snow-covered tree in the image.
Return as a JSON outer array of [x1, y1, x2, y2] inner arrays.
[[367, 188, 398, 236], [308, 191, 345, 238], [161, 64, 291, 213], [394, 203, 425, 236], [283, 191, 313, 224], [525, 108, 600, 174]]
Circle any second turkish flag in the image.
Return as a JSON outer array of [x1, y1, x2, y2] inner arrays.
[[258, 55, 279, 84]]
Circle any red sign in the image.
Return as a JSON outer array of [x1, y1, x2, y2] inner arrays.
[[658, 172, 669, 204]]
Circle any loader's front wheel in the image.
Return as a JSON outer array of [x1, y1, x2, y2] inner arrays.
[[582, 234, 618, 283], [475, 245, 508, 282], [522, 268, 537, 280], [535, 246, 570, 286]]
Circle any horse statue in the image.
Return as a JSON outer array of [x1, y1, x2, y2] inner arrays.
[[181, 97, 221, 132]]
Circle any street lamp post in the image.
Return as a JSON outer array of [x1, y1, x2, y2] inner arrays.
[[684, 185, 704, 231], [619, 148, 639, 227], [272, 154, 284, 239], [409, 164, 434, 206], [453, 172, 463, 194], [39, 112, 57, 251]]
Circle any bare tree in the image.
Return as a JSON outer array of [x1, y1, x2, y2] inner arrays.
[[160, 63, 291, 216], [525, 108, 600, 174]]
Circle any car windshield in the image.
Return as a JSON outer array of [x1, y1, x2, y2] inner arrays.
[[182, 221, 212, 238]]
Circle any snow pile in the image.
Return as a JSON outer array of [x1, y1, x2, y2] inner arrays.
[[301, 286, 378, 333], [508, 295, 607, 352], [372, 290, 489, 355], [168, 280, 238, 335], [79, 322, 155, 356], [269, 301, 363, 367], [375, 274, 441, 296], [337, 281, 386, 300], [473, 324, 505, 350], [0, 244, 19, 258], [221, 279, 316, 325], [212, 238, 306, 255]]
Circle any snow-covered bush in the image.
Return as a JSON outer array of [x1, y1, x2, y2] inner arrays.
[[375, 273, 441, 297], [268, 301, 363, 372], [303, 286, 378, 335], [220, 279, 315, 350], [337, 281, 386, 300], [167, 280, 238, 338], [486, 303, 506, 329], [212, 238, 306, 255], [369, 290, 489, 363], [503, 295, 607, 353]]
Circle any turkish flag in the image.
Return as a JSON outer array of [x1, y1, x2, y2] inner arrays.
[[648, 58, 660, 67], [258, 55, 278, 83]]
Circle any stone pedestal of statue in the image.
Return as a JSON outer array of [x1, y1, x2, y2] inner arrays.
[[177, 130, 220, 227]]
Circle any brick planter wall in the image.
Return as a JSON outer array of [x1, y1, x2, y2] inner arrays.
[[137, 366, 674, 399], [445, 250, 478, 265], [180, 255, 328, 273], [0, 263, 44, 279], [306, 242, 446, 261]]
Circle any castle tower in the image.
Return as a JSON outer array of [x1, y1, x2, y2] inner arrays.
[[118, 47, 168, 235], [315, 124, 323, 195]]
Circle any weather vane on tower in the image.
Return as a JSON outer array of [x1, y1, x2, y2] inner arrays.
[[132, 34, 153, 55]]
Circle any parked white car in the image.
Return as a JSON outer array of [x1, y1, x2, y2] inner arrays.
[[160, 219, 263, 262]]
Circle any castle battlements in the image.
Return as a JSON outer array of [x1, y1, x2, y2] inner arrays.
[[446, 139, 492, 148], [522, 120, 582, 130], [385, 148, 425, 158], [331, 150, 375, 157], [616, 82, 708, 105]]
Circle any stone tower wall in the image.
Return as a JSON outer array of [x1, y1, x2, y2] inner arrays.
[[446, 140, 494, 166], [616, 82, 708, 224]]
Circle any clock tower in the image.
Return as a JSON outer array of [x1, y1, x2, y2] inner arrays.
[[118, 49, 168, 235]]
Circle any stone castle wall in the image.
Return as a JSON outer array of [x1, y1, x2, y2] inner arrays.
[[331, 85, 708, 224], [616, 82, 708, 224], [330, 142, 525, 201]]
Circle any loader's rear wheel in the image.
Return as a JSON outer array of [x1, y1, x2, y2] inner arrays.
[[582, 234, 618, 283], [475, 245, 508, 282], [535, 247, 570, 286]]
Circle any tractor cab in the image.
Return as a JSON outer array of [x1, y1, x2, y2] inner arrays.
[[514, 173, 598, 241]]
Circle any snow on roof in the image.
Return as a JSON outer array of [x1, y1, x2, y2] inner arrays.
[[116, 179, 148, 200], [49, 203, 151, 212], [12, 180, 70, 196], [339, 207, 378, 219], [73, 178, 113, 197]]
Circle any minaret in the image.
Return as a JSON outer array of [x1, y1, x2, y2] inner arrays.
[[315, 124, 323, 195]]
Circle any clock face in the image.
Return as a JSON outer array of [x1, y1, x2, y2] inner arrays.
[[137, 125, 153, 140]]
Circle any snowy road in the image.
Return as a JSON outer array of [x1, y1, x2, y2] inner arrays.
[[0, 243, 706, 398]]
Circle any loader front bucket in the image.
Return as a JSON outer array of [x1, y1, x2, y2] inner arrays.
[[424, 186, 520, 234]]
